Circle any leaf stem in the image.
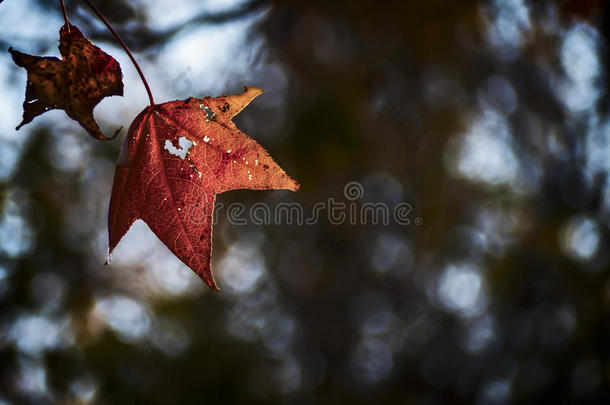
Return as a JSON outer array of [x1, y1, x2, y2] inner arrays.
[[59, 0, 70, 34], [80, 0, 155, 106]]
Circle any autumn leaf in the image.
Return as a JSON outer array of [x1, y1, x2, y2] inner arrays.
[[108, 87, 299, 290], [9, 23, 123, 140]]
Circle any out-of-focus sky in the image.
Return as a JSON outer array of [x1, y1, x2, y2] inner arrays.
[[0, 0, 609, 403]]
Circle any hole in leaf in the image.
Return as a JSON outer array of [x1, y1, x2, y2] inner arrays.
[[164, 136, 194, 160]]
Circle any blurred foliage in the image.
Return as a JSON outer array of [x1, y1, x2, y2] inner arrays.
[[0, 0, 609, 404]]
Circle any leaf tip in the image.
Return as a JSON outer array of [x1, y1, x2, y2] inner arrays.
[[243, 86, 263, 96], [8, 47, 23, 65], [288, 178, 300, 192], [238, 86, 263, 108], [202, 273, 221, 291], [222, 86, 264, 119], [105, 247, 111, 265]]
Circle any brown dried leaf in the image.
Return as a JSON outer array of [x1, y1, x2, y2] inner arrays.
[[9, 23, 123, 140]]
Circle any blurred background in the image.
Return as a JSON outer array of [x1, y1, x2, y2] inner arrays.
[[1, 0, 609, 403]]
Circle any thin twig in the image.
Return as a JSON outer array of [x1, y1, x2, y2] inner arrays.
[[80, 0, 155, 106], [59, 0, 71, 34]]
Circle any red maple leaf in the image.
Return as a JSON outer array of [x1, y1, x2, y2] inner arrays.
[[9, 23, 123, 140], [108, 87, 299, 290]]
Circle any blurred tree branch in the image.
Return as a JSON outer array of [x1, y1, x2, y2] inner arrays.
[[72, 0, 270, 50]]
